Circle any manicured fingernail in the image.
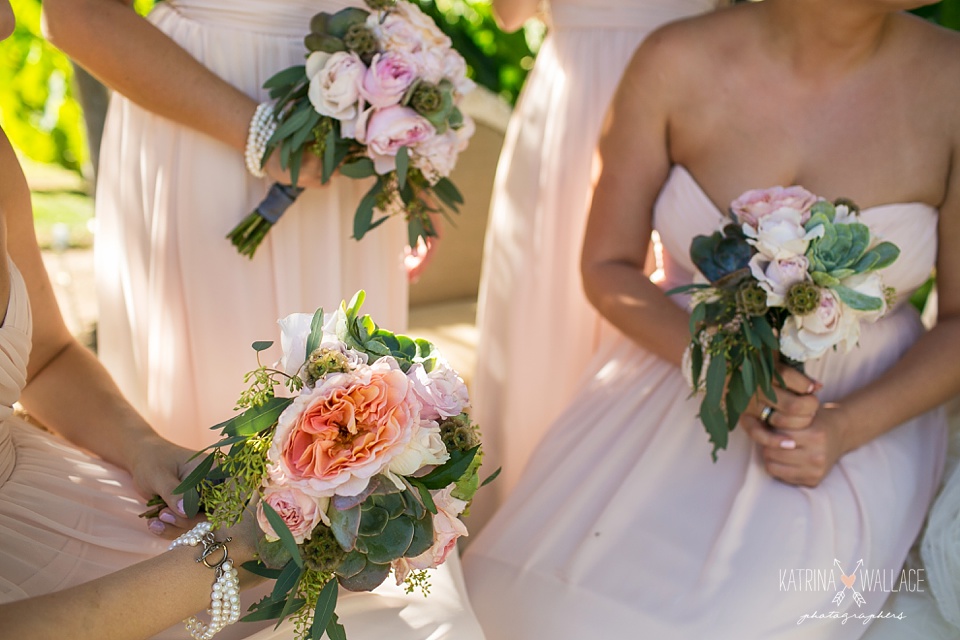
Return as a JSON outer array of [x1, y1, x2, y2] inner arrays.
[[148, 519, 166, 535], [159, 511, 177, 525], [780, 439, 797, 450], [176, 499, 186, 516]]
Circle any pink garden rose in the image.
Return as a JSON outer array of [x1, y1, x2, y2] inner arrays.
[[779, 289, 860, 361], [748, 254, 811, 307], [359, 52, 418, 109], [441, 49, 475, 95], [732, 186, 818, 229], [307, 51, 366, 122], [256, 486, 329, 544], [391, 485, 468, 583], [357, 105, 435, 174], [406, 361, 469, 421], [267, 357, 421, 497]]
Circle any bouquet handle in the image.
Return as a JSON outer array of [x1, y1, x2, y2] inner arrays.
[[227, 183, 305, 259]]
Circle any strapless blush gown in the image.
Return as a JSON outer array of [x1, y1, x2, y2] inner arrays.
[[95, 0, 408, 452], [463, 166, 948, 639], [0, 261, 485, 639], [469, 0, 723, 531]]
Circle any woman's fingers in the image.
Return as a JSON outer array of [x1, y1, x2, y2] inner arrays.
[[777, 365, 820, 396], [741, 415, 797, 450]]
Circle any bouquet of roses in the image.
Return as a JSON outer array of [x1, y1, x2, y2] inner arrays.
[[670, 186, 900, 460], [229, 0, 476, 258], [174, 291, 492, 639]]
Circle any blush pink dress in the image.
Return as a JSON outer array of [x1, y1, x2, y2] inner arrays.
[[469, 0, 724, 531], [462, 165, 948, 639], [0, 260, 485, 638], [95, 0, 408, 453]]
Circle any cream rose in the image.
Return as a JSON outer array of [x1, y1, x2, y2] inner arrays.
[[386, 418, 449, 478], [840, 272, 888, 323], [780, 289, 861, 361], [744, 208, 824, 260], [307, 51, 366, 122]]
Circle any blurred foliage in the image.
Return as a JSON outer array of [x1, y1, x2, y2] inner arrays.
[[417, 0, 542, 104], [913, 0, 960, 29], [1, 0, 87, 173]]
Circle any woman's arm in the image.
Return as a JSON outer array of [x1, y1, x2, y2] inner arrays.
[[0, 514, 263, 640], [491, 0, 540, 33], [580, 29, 696, 368], [41, 0, 326, 187], [0, 128, 192, 523]]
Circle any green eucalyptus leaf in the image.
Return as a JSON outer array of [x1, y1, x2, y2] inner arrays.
[[263, 65, 308, 90], [271, 560, 303, 603], [173, 452, 215, 495], [326, 614, 347, 640], [353, 180, 384, 240], [417, 446, 480, 490], [396, 146, 410, 190], [221, 397, 293, 437], [261, 502, 304, 568], [311, 579, 339, 640], [252, 340, 274, 352], [305, 307, 326, 359], [340, 157, 376, 179]]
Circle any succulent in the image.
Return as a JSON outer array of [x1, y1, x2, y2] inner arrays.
[[690, 223, 753, 285], [329, 476, 435, 592]]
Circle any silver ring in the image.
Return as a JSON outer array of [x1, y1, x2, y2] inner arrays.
[[759, 405, 774, 425]]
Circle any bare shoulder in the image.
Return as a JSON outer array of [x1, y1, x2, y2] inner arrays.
[[620, 5, 753, 105]]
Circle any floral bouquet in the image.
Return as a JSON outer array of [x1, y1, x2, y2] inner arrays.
[[228, 0, 476, 258], [173, 291, 493, 639], [670, 186, 900, 459]]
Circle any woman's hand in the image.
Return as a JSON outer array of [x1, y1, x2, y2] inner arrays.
[[744, 404, 848, 488], [128, 435, 202, 536], [262, 149, 331, 190], [739, 364, 841, 487]]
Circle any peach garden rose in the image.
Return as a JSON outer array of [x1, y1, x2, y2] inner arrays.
[[266, 357, 421, 498]]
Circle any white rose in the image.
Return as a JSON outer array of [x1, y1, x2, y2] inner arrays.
[[441, 49, 475, 95], [386, 419, 449, 477], [749, 254, 811, 307], [743, 208, 824, 260], [780, 289, 861, 361], [368, 3, 450, 55], [276, 312, 314, 376], [307, 51, 366, 121]]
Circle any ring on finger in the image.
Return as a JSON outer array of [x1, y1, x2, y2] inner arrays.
[[759, 405, 774, 426]]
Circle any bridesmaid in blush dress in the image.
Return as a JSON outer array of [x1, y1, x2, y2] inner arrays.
[[42, 0, 408, 452], [464, 0, 960, 637], [469, 0, 725, 531]]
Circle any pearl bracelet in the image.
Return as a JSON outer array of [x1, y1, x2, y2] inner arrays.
[[244, 102, 277, 179], [169, 522, 242, 640]]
